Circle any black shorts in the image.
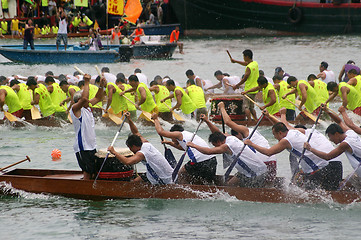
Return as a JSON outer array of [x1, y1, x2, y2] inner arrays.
[[3, 8, 8, 13], [184, 157, 217, 182], [76, 149, 97, 174], [304, 161, 343, 190]]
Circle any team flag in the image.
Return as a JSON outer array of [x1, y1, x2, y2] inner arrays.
[[74, 0, 88, 7], [123, 0, 142, 24], [108, 0, 124, 15]]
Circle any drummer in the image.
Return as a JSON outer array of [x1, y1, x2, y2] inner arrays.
[[108, 112, 173, 185]]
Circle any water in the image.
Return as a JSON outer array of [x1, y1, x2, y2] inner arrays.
[[1, 35, 361, 239]]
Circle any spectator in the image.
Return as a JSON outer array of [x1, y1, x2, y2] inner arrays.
[[1, 0, 10, 18]]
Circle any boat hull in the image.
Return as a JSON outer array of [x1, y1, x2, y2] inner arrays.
[[132, 43, 177, 59], [1, 169, 360, 204], [170, 0, 361, 34], [0, 45, 131, 64]]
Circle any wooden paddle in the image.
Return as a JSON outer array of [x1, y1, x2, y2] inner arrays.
[[172, 119, 204, 182], [0, 156, 31, 172], [73, 65, 85, 75], [122, 95, 154, 123], [224, 114, 265, 182], [3, 111, 18, 122], [286, 98, 318, 122], [226, 50, 232, 60], [93, 114, 127, 188], [243, 94, 280, 122], [162, 102, 185, 122], [295, 99, 338, 117], [31, 106, 42, 120], [104, 108, 124, 125]]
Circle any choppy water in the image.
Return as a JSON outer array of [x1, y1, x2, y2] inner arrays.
[[1, 35, 361, 239]]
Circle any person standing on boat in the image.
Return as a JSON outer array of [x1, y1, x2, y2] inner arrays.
[[304, 106, 361, 190], [326, 82, 361, 116], [230, 49, 259, 121], [161, 79, 197, 117], [153, 113, 218, 184], [23, 19, 34, 50], [108, 112, 173, 185], [243, 120, 342, 190], [317, 61, 336, 84], [149, 80, 173, 122], [218, 102, 277, 183], [170, 26, 183, 54], [27, 77, 56, 118], [338, 60, 360, 83], [56, 8, 68, 51], [185, 79, 207, 121], [282, 76, 322, 121], [186, 114, 267, 187], [71, 73, 106, 180], [272, 75, 296, 121]]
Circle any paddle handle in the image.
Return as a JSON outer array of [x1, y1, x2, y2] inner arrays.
[[224, 114, 265, 181], [226, 50, 232, 59], [95, 65, 102, 76], [338, 161, 361, 190], [73, 66, 85, 75], [243, 94, 279, 122], [122, 94, 136, 106], [0, 156, 31, 171]]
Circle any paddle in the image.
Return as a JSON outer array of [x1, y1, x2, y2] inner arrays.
[[221, 112, 233, 169], [224, 113, 265, 182], [172, 119, 204, 182], [291, 108, 323, 182], [122, 94, 154, 123], [243, 93, 279, 122], [160, 135, 177, 168], [3, 111, 18, 122], [338, 162, 361, 190], [31, 106, 42, 120], [93, 114, 127, 188], [103, 108, 124, 125], [285, 98, 318, 122], [162, 102, 185, 122], [226, 50, 232, 60], [73, 65, 85, 75], [0, 156, 31, 172]]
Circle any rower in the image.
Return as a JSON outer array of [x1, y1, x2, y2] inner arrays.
[[283, 76, 322, 121], [185, 69, 213, 94], [149, 80, 173, 122], [116, 73, 137, 121], [186, 79, 207, 121], [307, 74, 329, 105], [108, 112, 173, 185], [78, 80, 103, 118], [243, 120, 342, 190], [120, 75, 157, 113], [338, 106, 361, 135], [10, 79, 32, 120], [326, 82, 361, 116], [218, 102, 277, 183], [45, 76, 67, 120], [272, 75, 296, 121], [153, 113, 217, 184], [104, 78, 128, 117], [161, 79, 196, 116], [186, 114, 267, 187], [27, 77, 56, 118], [346, 68, 361, 92], [59, 80, 80, 112], [229, 49, 259, 121], [206, 70, 241, 94], [0, 79, 23, 118], [304, 106, 361, 190], [70, 73, 106, 180], [317, 61, 336, 84], [242, 76, 281, 118]]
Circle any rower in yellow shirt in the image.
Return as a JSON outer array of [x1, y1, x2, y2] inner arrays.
[[10, 79, 33, 120], [307, 74, 329, 105], [45, 76, 67, 120], [105, 79, 128, 117], [0, 82, 23, 118], [26, 77, 56, 118], [149, 80, 172, 121], [326, 82, 361, 116], [185, 79, 207, 121], [118, 74, 137, 121], [59, 80, 80, 111], [162, 79, 197, 116], [243, 76, 281, 117], [272, 75, 295, 121], [78, 80, 103, 118]]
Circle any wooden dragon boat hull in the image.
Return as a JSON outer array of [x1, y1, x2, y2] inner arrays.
[[0, 169, 360, 204]]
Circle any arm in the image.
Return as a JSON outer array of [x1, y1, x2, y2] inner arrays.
[[195, 78, 203, 88], [0, 90, 6, 110], [31, 92, 40, 105], [340, 86, 349, 108], [105, 84, 114, 112], [244, 138, 291, 156], [338, 65, 345, 82], [339, 106, 361, 134], [108, 146, 144, 165], [160, 93, 174, 103], [242, 85, 260, 95], [72, 74, 91, 118], [298, 83, 308, 109], [205, 82, 222, 91], [187, 142, 230, 155], [89, 77, 106, 106], [218, 102, 248, 136], [137, 86, 147, 106], [317, 72, 326, 80], [172, 89, 182, 111], [325, 92, 337, 104], [261, 89, 277, 110], [229, 58, 247, 66], [234, 67, 251, 89], [282, 88, 296, 99], [304, 142, 349, 160], [347, 77, 357, 87], [46, 84, 54, 93], [152, 114, 183, 140], [127, 114, 147, 143], [201, 114, 221, 134]]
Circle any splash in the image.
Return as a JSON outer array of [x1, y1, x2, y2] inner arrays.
[[0, 181, 54, 200]]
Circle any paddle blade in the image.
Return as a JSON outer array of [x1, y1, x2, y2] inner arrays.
[[172, 153, 186, 181], [31, 106, 42, 119], [165, 148, 177, 168], [138, 111, 154, 123], [4, 111, 18, 122], [108, 112, 123, 125], [172, 111, 185, 122]]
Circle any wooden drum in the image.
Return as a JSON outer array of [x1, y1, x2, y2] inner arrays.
[[209, 94, 246, 123], [95, 147, 134, 181]]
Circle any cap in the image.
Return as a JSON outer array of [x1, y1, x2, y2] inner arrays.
[[275, 67, 283, 74]]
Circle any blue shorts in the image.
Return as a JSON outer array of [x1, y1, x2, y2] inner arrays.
[[56, 33, 68, 46]]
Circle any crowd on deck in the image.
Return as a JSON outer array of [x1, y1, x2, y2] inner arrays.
[[1, 49, 361, 191]]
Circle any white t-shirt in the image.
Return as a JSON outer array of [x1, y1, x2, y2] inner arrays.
[[58, 18, 67, 34], [139, 142, 173, 184], [136, 73, 148, 86], [247, 128, 277, 163], [343, 130, 361, 177], [70, 107, 96, 153], [103, 73, 116, 84], [323, 70, 336, 84]]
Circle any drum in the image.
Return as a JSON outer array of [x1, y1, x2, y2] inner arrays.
[[95, 147, 134, 181], [209, 94, 246, 123]]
